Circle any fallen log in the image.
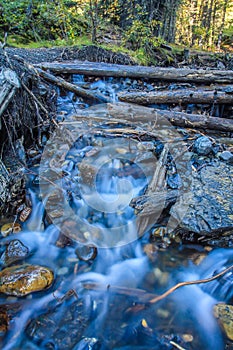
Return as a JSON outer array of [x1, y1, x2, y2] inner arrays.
[[0, 68, 20, 125], [118, 88, 233, 105], [71, 102, 233, 132], [130, 190, 180, 236], [0, 159, 10, 212], [36, 61, 233, 83], [36, 68, 109, 103]]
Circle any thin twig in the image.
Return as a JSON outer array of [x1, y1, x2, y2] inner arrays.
[[21, 80, 49, 117], [170, 341, 187, 350], [149, 264, 233, 304], [82, 265, 233, 307]]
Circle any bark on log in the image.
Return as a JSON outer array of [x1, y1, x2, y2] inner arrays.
[[36, 68, 109, 103], [71, 102, 233, 132], [0, 159, 10, 208], [36, 61, 233, 83], [130, 190, 180, 236], [118, 88, 233, 105], [0, 68, 20, 125]]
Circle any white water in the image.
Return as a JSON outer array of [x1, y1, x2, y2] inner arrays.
[[3, 195, 232, 349], [2, 77, 232, 349]]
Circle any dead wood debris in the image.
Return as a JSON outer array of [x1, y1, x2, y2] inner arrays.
[[82, 264, 233, 306]]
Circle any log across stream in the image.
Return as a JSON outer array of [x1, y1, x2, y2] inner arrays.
[[36, 60, 233, 83]]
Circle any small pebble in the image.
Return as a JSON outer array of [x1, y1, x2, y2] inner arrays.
[[182, 334, 193, 342], [219, 150, 233, 163], [57, 267, 69, 276], [75, 244, 97, 261], [156, 308, 170, 319]]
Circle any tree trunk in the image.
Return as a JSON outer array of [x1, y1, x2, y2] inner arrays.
[[118, 88, 233, 105], [0, 159, 10, 212], [36, 61, 233, 84], [89, 0, 98, 43], [0, 68, 20, 126], [70, 102, 233, 132]]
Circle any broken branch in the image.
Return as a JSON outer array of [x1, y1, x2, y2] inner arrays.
[[149, 264, 233, 304], [36, 68, 109, 103]]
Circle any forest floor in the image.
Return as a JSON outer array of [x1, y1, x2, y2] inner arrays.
[[5, 44, 233, 69]]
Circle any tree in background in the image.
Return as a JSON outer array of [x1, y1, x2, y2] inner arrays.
[[176, 0, 233, 49], [0, 0, 87, 42], [0, 0, 232, 50]]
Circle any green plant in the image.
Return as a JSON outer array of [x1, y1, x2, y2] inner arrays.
[[0, 0, 88, 42]]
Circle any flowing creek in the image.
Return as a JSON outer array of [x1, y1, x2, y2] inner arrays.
[[0, 75, 233, 349]]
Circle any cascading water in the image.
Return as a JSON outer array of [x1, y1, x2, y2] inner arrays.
[[1, 76, 233, 350]]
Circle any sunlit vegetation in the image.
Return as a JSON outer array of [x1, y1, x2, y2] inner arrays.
[[0, 0, 232, 54]]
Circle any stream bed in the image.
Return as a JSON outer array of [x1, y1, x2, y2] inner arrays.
[[0, 74, 233, 349]]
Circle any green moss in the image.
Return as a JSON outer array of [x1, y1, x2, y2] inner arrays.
[[5, 34, 92, 49]]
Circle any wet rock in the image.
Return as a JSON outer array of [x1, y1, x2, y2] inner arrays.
[[0, 239, 29, 266], [166, 173, 182, 189], [26, 298, 90, 350], [0, 307, 9, 333], [19, 207, 32, 222], [73, 337, 101, 350], [193, 136, 213, 156], [181, 333, 193, 343], [49, 208, 64, 219], [143, 244, 158, 262], [75, 244, 98, 261], [0, 264, 54, 296], [219, 151, 233, 163], [78, 162, 97, 187], [56, 232, 73, 248], [137, 142, 154, 151], [170, 161, 233, 245], [1, 222, 21, 237], [57, 267, 69, 276], [214, 304, 233, 340]]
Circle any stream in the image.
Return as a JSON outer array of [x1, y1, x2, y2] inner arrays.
[[0, 75, 233, 349]]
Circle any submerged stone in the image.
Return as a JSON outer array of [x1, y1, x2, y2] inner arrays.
[[75, 244, 98, 261], [26, 298, 90, 349], [0, 264, 54, 296], [1, 222, 21, 237]]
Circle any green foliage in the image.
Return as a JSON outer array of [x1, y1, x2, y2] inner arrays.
[[123, 19, 164, 50], [0, 0, 232, 54], [222, 25, 233, 46], [0, 0, 88, 42], [176, 0, 233, 50]]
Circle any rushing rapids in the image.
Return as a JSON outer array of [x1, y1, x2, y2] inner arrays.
[[0, 74, 233, 349]]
